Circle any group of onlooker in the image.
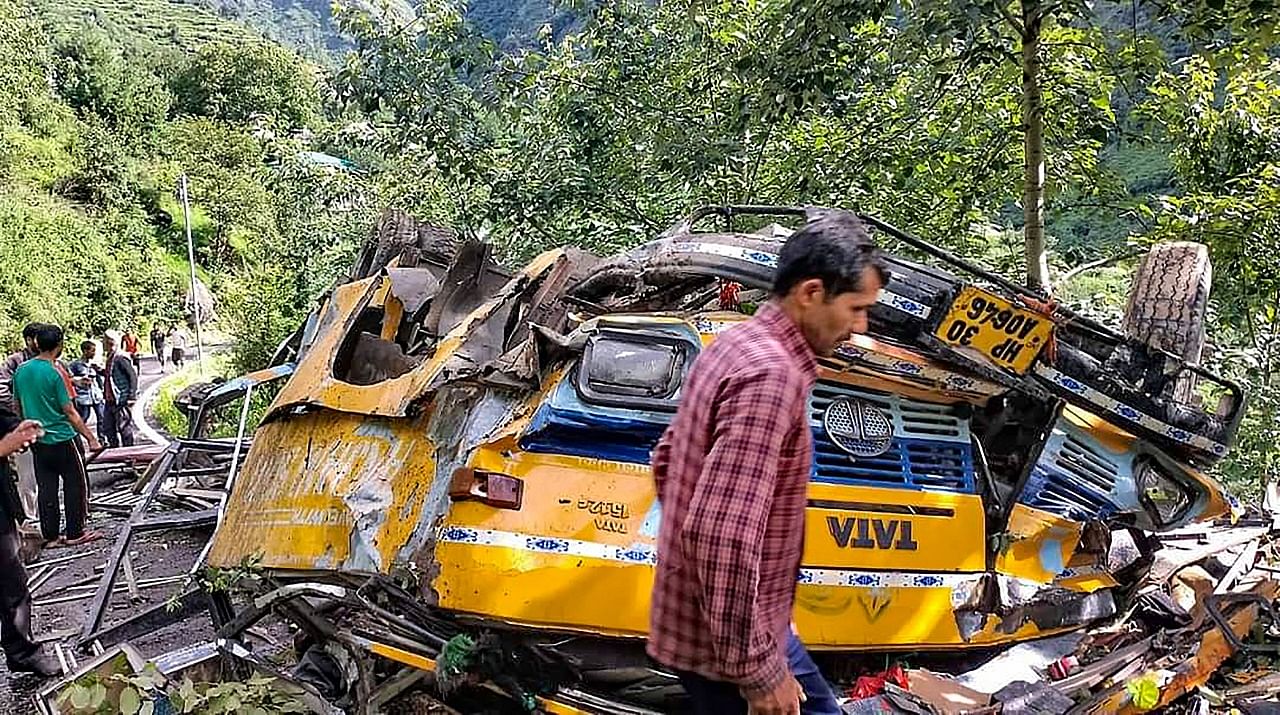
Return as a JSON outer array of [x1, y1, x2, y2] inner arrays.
[[0, 319, 188, 678], [149, 324, 188, 372]]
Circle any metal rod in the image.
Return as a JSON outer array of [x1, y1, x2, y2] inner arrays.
[[189, 384, 252, 577], [28, 565, 61, 596], [179, 173, 205, 373]]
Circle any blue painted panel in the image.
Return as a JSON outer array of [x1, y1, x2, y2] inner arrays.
[[1017, 416, 1138, 521]]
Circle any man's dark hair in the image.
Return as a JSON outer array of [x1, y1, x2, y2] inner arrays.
[[34, 324, 64, 353], [771, 211, 890, 297], [22, 323, 42, 341], [80, 340, 95, 353]]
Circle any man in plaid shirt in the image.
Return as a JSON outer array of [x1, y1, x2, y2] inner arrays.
[[649, 211, 888, 715]]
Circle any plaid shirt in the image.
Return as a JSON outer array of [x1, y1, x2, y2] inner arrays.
[[648, 302, 817, 696]]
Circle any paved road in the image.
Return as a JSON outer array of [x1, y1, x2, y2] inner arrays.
[[131, 353, 176, 445]]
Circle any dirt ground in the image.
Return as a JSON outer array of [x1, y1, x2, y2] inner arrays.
[[0, 470, 216, 713]]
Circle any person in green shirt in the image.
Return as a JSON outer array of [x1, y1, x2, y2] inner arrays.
[[12, 325, 102, 547]]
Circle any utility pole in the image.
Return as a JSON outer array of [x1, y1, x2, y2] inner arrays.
[[179, 174, 205, 371]]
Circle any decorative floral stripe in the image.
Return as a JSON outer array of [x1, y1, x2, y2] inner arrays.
[[437, 527, 973, 588], [878, 291, 932, 319], [1033, 365, 1228, 456]]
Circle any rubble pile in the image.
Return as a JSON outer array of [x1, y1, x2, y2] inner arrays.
[[835, 504, 1280, 714]]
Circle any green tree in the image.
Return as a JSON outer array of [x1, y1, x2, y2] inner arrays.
[[50, 31, 172, 149], [170, 41, 322, 127], [1142, 55, 1280, 497]]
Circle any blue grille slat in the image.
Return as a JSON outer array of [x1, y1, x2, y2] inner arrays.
[[809, 381, 975, 493]]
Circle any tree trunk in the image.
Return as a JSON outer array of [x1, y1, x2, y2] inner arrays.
[[1021, 0, 1050, 292]]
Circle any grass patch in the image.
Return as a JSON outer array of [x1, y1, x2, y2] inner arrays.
[[151, 353, 230, 436]]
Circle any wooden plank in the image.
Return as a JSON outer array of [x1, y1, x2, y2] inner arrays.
[[121, 554, 140, 602], [1215, 540, 1260, 595]]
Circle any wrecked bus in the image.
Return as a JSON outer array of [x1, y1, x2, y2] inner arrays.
[[204, 206, 1243, 711]]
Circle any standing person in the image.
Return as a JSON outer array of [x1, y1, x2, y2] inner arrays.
[[0, 324, 41, 414], [12, 325, 103, 547], [149, 324, 166, 372], [648, 212, 887, 715], [68, 341, 106, 444], [0, 412, 59, 676], [168, 324, 187, 370], [101, 331, 138, 448], [0, 324, 44, 525], [122, 329, 141, 372]]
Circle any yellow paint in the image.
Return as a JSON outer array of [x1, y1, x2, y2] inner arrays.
[[268, 249, 570, 419], [381, 293, 404, 342], [434, 446, 989, 645], [207, 409, 435, 571], [1055, 572, 1118, 592], [367, 641, 437, 672], [995, 504, 1083, 584], [934, 286, 1054, 374], [803, 482, 986, 572], [537, 701, 591, 715], [1063, 404, 1136, 453]]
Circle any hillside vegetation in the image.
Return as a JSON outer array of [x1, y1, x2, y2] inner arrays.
[[32, 0, 265, 54], [0, 0, 367, 364]]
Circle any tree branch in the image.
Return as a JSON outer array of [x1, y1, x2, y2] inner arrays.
[[1058, 248, 1144, 284], [995, 1, 1027, 37]]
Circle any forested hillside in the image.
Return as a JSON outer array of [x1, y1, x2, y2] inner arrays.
[[0, 0, 372, 373], [2, 0, 1279, 498]]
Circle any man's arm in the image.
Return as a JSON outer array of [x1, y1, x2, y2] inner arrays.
[[61, 401, 99, 451], [52, 372, 99, 451], [679, 367, 804, 697], [0, 353, 20, 412]]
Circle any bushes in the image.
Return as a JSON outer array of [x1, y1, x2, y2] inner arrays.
[[0, 190, 182, 346]]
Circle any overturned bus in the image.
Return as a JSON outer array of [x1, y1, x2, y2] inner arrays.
[[204, 206, 1243, 712]]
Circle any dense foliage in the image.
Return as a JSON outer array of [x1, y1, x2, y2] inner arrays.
[[0, 0, 369, 365], [331, 0, 1279, 498]]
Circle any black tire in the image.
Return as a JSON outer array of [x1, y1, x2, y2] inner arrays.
[[1122, 242, 1211, 402], [352, 210, 459, 281]]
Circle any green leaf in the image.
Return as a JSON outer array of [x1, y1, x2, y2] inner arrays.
[[90, 683, 108, 707], [1127, 676, 1160, 711], [140, 702, 155, 715], [120, 686, 141, 715], [69, 685, 93, 710]]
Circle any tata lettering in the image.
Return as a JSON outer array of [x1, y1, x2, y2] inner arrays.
[[826, 516, 919, 551]]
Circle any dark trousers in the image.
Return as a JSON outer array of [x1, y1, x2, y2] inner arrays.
[[676, 634, 841, 715], [75, 402, 107, 442], [101, 402, 134, 448], [0, 524, 35, 662], [30, 441, 88, 541]]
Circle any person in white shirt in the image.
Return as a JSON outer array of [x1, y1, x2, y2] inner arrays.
[[167, 325, 188, 369]]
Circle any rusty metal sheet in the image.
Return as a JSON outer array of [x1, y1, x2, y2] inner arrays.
[[265, 249, 569, 421]]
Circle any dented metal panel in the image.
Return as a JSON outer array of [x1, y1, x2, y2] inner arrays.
[[207, 410, 438, 572]]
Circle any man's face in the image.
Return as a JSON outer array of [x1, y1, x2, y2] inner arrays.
[[84, 344, 96, 360], [793, 266, 884, 356], [104, 339, 116, 353], [24, 336, 36, 353]]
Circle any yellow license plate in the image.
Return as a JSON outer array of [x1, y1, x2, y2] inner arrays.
[[934, 286, 1053, 374]]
